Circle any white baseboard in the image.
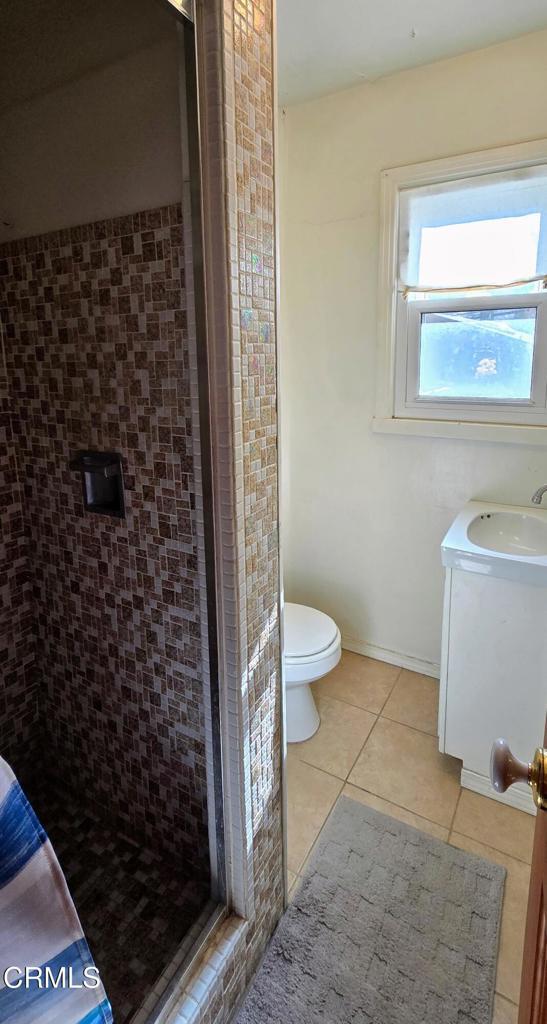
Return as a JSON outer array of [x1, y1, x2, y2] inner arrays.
[[460, 767, 535, 816], [341, 634, 440, 679]]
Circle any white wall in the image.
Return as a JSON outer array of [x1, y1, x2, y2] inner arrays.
[[280, 29, 547, 672], [0, 36, 182, 242]]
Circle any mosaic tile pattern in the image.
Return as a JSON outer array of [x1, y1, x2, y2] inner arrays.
[[0, 206, 209, 869], [0, 350, 37, 784], [33, 783, 210, 1024], [166, 2, 284, 1021], [230, 0, 284, 980]]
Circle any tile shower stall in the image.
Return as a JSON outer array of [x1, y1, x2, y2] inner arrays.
[[0, 203, 213, 1019], [0, 5, 221, 1021]]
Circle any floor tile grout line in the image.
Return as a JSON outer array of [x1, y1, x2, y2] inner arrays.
[[290, 746, 454, 834], [290, 775, 344, 876], [292, 666, 531, 869], [312, 682, 458, 783], [344, 712, 383, 782], [377, 712, 460, 753], [312, 664, 403, 718], [293, 670, 409, 783], [287, 754, 348, 786], [291, 745, 531, 864], [493, 993, 519, 1010], [449, 828, 533, 868], [290, 718, 458, 833], [341, 782, 451, 836], [291, 777, 529, 896], [292, 697, 379, 782], [311, 693, 459, 765], [289, 763, 452, 872], [291, 754, 346, 783], [291, 704, 387, 785], [448, 788, 463, 836], [290, 749, 359, 785], [298, 739, 534, 858], [380, 708, 438, 737], [376, 666, 404, 715], [312, 693, 380, 714]]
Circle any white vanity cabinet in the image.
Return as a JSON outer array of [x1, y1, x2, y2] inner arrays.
[[439, 500, 547, 814]]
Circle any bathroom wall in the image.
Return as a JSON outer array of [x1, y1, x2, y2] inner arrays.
[[0, 203, 208, 867], [280, 28, 547, 672], [0, 335, 37, 784], [0, 4, 209, 870]]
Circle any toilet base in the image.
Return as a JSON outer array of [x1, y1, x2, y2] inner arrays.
[[286, 683, 320, 743]]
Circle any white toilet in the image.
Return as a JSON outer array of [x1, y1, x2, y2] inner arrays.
[[283, 602, 341, 743]]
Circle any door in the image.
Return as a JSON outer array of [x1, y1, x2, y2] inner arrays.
[[490, 721, 547, 1023]]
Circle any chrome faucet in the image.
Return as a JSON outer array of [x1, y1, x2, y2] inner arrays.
[[531, 485, 547, 505]]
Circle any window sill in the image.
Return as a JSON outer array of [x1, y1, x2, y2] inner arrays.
[[372, 416, 547, 446]]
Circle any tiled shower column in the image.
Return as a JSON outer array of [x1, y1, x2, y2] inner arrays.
[[162, 0, 285, 1020]]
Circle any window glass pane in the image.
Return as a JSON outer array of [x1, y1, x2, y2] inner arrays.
[[418, 307, 536, 400], [418, 214, 540, 289], [399, 165, 547, 288]]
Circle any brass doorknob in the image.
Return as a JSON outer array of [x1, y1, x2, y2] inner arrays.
[[490, 738, 547, 811]]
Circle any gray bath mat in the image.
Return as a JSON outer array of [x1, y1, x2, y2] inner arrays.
[[237, 797, 505, 1024]]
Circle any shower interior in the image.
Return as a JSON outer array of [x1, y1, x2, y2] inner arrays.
[[0, 1, 221, 1021]]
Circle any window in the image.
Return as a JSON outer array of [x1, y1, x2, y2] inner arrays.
[[376, 140, 547, 439]]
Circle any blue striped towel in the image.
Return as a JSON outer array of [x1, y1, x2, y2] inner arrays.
[[0, 757, 113, 1024]]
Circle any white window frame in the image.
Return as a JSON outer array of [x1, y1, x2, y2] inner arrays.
[[374, 138, 547, 445], [396, 292, 547, 423]]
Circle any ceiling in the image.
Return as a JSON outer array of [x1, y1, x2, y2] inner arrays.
[[277, 0, 547, 105], [4, 2, 547, 113], [0, 0, 175, 114]]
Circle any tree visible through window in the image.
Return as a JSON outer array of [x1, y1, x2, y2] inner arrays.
[[418, 306, 536, 401]]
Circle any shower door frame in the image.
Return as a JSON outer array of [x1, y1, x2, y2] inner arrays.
[[180, 0, 264, 922], [158, 0, 234, 909], [115, 7, 231, 1022], [188, 0, 287, 925], [145, 0, 286, 1020], [173, 0, 263, 920]]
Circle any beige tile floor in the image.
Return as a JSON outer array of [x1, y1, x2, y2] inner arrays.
[[286, 652, 535, 1024]]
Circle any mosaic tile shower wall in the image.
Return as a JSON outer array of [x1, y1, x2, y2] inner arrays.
[[163, 1, 285, 1019], [0, 341, 37, 784], [0, 206, 209, 869], [230, 0, 284, 979]]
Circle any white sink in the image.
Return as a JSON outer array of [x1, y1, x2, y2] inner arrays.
[[467, 511, 547, 556], [442, 500, 547, 585]]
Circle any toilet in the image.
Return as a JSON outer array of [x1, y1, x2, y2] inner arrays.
[[283, 602, 342, 743]]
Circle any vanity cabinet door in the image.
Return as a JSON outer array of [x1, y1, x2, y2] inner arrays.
[[441, 569, 547, 808]]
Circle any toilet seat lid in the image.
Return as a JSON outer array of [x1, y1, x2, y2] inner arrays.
[[284, 603, 338, 659]]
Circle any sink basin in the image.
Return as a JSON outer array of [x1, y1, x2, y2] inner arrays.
[[442, 500, 547, 585], [467, 511, 547, 555]]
